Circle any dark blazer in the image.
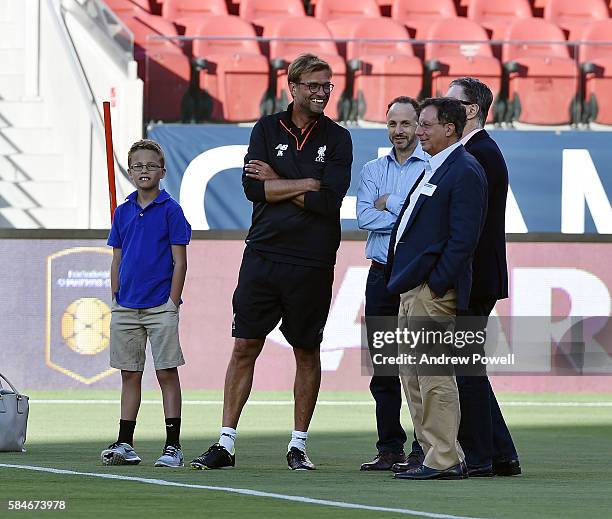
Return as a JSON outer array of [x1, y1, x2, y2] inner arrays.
[[464, 130, 509, 303], [386, 145, 487, 310]]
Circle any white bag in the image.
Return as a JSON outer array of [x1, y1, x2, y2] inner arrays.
[[0, 372, 29, 452]]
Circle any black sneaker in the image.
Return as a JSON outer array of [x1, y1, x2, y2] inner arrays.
[[190, 444, 235, 470], [287, 447, 316, 470]]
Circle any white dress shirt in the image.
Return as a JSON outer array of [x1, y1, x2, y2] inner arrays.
[[460, 127, 483, 146], [394, 141, 463, 250]]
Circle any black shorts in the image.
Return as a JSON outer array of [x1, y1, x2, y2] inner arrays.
[[232, 247, 334, 349]]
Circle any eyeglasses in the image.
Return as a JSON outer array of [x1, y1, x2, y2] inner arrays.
[[458, 99, 474, 106], [130, 163, 162, 172], [295, 82, 334, 94], [416, 121, 445, 130]]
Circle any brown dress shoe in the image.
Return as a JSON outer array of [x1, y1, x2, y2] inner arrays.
[[360, 451, 406, 471], [391, 451, 424, 473]]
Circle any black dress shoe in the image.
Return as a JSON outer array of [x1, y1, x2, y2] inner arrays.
[[391, 451, 424, 473], [493, 458, 521, 476], [360, 451, 406, 471], [468, 464, 494, 477], [394, 463, 468, 480]]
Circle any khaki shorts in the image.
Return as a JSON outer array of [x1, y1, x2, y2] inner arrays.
[[109, 298, 185, 371]]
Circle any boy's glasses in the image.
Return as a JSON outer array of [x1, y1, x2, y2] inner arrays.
[[130, 163, 162, 172]]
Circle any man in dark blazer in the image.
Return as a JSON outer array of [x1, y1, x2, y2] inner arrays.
[[386, 98, 488, 480], [446, 77, 521, 477]]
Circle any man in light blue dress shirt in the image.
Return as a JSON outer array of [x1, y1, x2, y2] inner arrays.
[[357, 97, 429, 471]]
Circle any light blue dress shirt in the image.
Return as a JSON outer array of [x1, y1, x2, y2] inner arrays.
[[357, 143, 429, 264]]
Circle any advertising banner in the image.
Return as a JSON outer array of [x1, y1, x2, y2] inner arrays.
[[1, 239, 611, 393], [148, 125, 612, 234]]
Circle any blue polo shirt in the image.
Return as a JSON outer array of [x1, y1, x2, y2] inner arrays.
[[108, 189, 191, 308]]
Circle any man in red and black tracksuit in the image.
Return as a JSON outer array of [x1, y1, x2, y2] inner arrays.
[[190, 53, 353, 472]]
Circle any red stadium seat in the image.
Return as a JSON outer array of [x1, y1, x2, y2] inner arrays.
[[191, 16, 269, 121], [544, 0, 610, 42], [425, 18, 501, 122], [314, 0, 381, 21], [322, 0, 383, 58], [502, 18, 578, 124], [122, 13, 191, 121], [391, 0, 457, 39], [264, 17, 347, 120], [328, 18, 422, 122], [580, 20, 612, 124], [321, 18, 353, 58], [468, 0, 533, 41], [241, 0, 306, 39], [105, 0, 150, 16], [162, 0, 227, 23], [239, 0, 305, 19]]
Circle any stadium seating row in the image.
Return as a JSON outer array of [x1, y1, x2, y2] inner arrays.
[[111, 0, 612, 30], [106, 0, 612, 126]]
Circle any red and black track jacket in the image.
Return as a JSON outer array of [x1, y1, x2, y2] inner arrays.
[[242, 103, 353, 268]]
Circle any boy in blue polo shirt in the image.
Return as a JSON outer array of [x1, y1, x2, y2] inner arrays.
[[101, 139, 191, 468]]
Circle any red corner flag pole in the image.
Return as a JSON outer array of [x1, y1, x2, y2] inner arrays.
[[103, 101, 118, 223]]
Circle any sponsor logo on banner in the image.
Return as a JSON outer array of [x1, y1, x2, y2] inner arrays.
[[45, 247, 116, 384]]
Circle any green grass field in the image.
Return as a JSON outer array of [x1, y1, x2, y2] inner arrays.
[[2, 390, 612, 518]]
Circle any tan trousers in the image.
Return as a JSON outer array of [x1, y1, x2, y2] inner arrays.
[[110, 298, 184, 371], [398, 284, 464, 470]]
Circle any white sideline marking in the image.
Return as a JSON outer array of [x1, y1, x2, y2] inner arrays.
[[0, 464, 488, 519], [29, 400, 612, 407]]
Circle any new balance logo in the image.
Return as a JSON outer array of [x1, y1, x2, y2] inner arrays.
[[276, 144, 288, 156]]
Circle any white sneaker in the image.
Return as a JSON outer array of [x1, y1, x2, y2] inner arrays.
[[155, 445, 184, 467], [101, 442, 142, 466]]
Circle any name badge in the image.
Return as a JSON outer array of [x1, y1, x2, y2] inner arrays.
[[421, 183, 437, 196]]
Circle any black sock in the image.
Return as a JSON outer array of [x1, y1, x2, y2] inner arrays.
[[118, 419, 136, 446], [165, 418, 181, 448]]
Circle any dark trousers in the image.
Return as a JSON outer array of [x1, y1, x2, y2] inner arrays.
[[456, 299, 519, 468], [366, 265, 421, 454]]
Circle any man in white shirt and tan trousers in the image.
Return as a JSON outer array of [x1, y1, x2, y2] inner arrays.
[[385, 97, 488, 480]]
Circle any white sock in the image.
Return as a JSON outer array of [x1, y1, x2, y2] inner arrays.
[[218, 427, 236, 453], [288, 430, 308, 452]]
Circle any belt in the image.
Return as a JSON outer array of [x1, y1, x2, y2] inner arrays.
[[370, 260, 386, 270]]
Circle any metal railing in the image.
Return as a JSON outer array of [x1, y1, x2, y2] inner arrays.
[[51, 0, 134, 185]]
